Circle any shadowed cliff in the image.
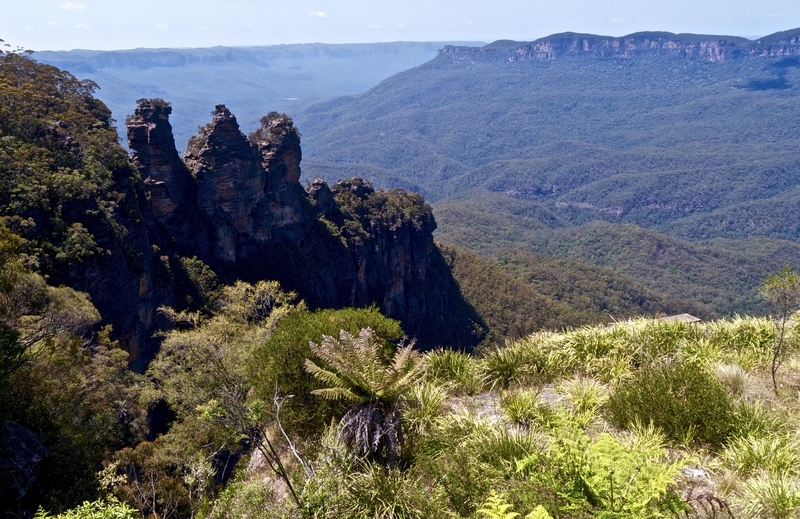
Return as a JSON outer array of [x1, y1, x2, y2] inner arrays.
[[126, 100, 485, 362]]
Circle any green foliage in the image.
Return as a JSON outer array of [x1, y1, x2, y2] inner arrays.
[[735, 472, 800, 519], [34, 498, 137, 519], [250, 306, 404, 435], [517, 422, 686, 518], [606, 360, 735, 448], [124, 279, 304, 517], [306, 328, 424, 404], [305, 328, 424, 466], [423, 348, 486, 395], [0, 52, 143, 277], [557, 377, 609, 427], [723, 434, 800, 478], [500, 389, 550, 428], [477, 491, 522, 519], [733, 400, 785, 439], [480, 339, 553, 389]]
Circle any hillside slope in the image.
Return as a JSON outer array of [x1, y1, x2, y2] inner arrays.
[[292, 29, 800, 315]]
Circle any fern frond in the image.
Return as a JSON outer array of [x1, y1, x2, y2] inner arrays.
[[310, 387, 361, 402], [304, 359, 348, 389]]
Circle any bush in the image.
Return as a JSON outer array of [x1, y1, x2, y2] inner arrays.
[[249, 306, 404, 436], [517, 422, 686, 518], [34, 498, 137, 519], [606, 360, 735, 448]]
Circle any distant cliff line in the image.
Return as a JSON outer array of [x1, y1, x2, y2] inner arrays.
[[440, 27, 800, 62]]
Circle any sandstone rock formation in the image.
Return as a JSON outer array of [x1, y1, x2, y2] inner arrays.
[[123, 100, 468, 359]]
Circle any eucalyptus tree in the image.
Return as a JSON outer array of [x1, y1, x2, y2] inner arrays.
[[761, 265, 800, 394]]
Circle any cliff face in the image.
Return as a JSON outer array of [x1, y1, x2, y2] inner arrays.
[[127, 101, 463, 356], [440, 29, 800, 63]]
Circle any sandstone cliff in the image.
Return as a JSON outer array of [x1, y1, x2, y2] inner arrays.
[[440, 28, 800, 63], [125, 100, 475, 360]]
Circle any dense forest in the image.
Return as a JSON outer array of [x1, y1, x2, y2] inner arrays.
[[292, 31, 800, 317], [4, 32, 800, 519]]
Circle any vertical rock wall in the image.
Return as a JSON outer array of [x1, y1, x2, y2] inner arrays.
[[126, 100, 463, 353]]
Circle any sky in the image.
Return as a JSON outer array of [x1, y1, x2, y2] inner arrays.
[[2, 0, 800, 52]]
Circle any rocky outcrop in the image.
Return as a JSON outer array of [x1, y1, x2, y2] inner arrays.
[[324, 179, 446, 338], [128, 100, 194, 223], [180, 106, 312, 264], [128, 101, 465, 351], [0, 420, 47, 509], [440, 28, 800, 63]]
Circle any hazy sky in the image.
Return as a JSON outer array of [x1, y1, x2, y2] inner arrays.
[[2, 0, 799, 52]]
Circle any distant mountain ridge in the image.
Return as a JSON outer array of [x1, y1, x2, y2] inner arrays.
[[33, 42, 484, 150], [441, 28, 800, 62]]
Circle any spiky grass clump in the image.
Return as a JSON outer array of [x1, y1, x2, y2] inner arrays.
[[733, 400, 785, 439], [735, 472, 800, 519], [705, 316, 775, 369], [557, 376, 609, 427], [715, 363, 749, 397], [404, 382, 451, 440], [722, 434, 800, 477], [480, 339, 552, 389], [424, 349, 485, 395], [500, 389, 545, 428]]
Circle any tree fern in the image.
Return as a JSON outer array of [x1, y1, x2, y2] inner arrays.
[[305, 328, 425, 466]]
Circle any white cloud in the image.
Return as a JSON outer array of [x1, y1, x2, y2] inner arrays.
[[74, 23, 91, 29], [466, 20, 474, 25], [59, 2, 86, 10], [156, 23, 168, 29], [610, 17, 624, 23], [24, 25, 32, 30], [308, 11, 328, 18], [239, 21, 253, 26], [367, 24, 381, 29], [197, 25, 211, 31], [47, 21, 63, 26], [396, 24, 405, 28]]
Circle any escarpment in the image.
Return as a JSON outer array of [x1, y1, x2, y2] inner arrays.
[[440, 29, 800, 63], [125, 100, 477, 360]]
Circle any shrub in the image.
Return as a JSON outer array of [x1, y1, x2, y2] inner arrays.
[[34, 498, 138, 519], [606, 360, 735, 448], [517, 422, 686, 518], [249, 306, 403, 436]]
